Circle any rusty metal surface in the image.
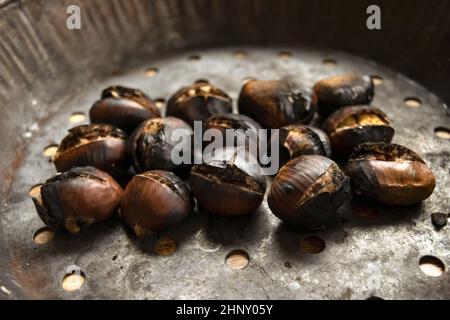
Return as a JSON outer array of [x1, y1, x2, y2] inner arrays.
[[0, 0, 449, 300]]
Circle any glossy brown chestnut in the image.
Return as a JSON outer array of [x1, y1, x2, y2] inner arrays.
[[238, 79, 316, 129], [90, 86, 161, 133], [189, 147, 267, 215], [120, 170, 194, 237], [313, 74, 374, 117], [268, 155, 351, 229], [29, 166, 123, 234], [166, 82, 232, 127], [272, 124, 332, 167], [54, 124, 128, 176], [345, 142, 436, 206], [322, 105, 394, 157], [128, 117, 193, 176], [203, 113, 262, 149]]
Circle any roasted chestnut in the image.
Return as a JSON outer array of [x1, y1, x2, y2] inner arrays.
[[313, 74, 374, 117], [29, 167, 122, 234], [238, 79, 316, 128], [89, 86, 161, 133], [128, 117, 193, 176], [189, 147, 267, 215], [120, 170, 194, 237], [166, 82, 232, 127], [203, 113, 262, 150], [272, 124, 332, 167], [345, 142, 436, 206], [268, 155, 351, 229], [322, 105, 394, 157], [54, 124, 128, 176]]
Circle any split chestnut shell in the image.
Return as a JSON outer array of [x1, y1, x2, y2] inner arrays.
[[54, 124, 128, 176], [120, 170, 194, 237], [313, 74, 374, 117], [166, 82, 232, 127], [238, 79, 316, 129], [345, 142, 436, 206], [268, 155, 351, 229], [90, 86, 161, 133], [29, 167, 123, 234]]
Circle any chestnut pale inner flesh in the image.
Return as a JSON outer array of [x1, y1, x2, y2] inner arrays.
[[333, 113, 389, 133]]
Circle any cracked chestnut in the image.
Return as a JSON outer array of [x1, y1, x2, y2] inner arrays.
[[272, 124, 332, 167], [322, 105, 394, 157], [54, 124, 128, 176], [313, 74, 374, 117], [120, 170, 194, 237], [29, 167, 122, 234], [90, 86, 161, 133], [166, 82, 232, 127], [189, 147, 267, 215], [345, 142, 436, 206], [128, 117, 193, 176], [268, 155, 351, 229], [203, 113, 262, 149], [238, 79, 316, 128]]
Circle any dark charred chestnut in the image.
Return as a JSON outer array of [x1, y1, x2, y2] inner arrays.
[[272, 124, 332, 167], [128, 117, 193, 176], [268, 155, 351, 229], [166, 82, 232, 127], [322, 105, 394, 157], [90, 86, 161, 133], [54, 124, 128, 176], [313, 74, 374, 117], [29, 167, 122, 234], [189, 147, 267, 215], [120, 170, 194, 237], [203, 113, 262, 150], [345, 142, 436, 206], [238, 79, 316, 129]]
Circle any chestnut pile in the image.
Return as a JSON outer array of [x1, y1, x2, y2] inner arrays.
[[30, 75, 436, 237]]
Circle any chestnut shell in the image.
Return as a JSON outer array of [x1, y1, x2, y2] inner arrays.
[[345, 142, 436, 206], [313, 74, 374, 117], [273, 124, 332, 167], [166, 82, 232, 127], [29, 166, 123, 234], [189, 147, 267, 215], [120, 170, 194, 237], [54, 124, 129, 176], [268, 155, 351, 229], [128, 117, 193, 176], [238, 79, 316, 129], [322, 105, 394, 157], [90, 86, 161, 133]]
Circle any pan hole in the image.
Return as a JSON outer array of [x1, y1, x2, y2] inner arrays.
[[153, 237, 178, 256], [33, 227, 55, 245], [300, 236, 325, 254], [434, 127, 450, 140], [242, 77, 256, 85], [404, 97, 422, 108], [371, 75, 383, 86], [112, 255, 118, 261], [145, 67, 158, 77], [323, 58, 337, 68], [69, 112, 86, 124], [188, 54, 201, 61], [195, 79, 209, 84], [43, 144, 58, 158], [61, 267, 85, 292], [419, 256, 445, 277], [234, 50, 247, 60], [225, 249, 249, 270], [278, 51, 292, 60], [154, 98, 166, 109]]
